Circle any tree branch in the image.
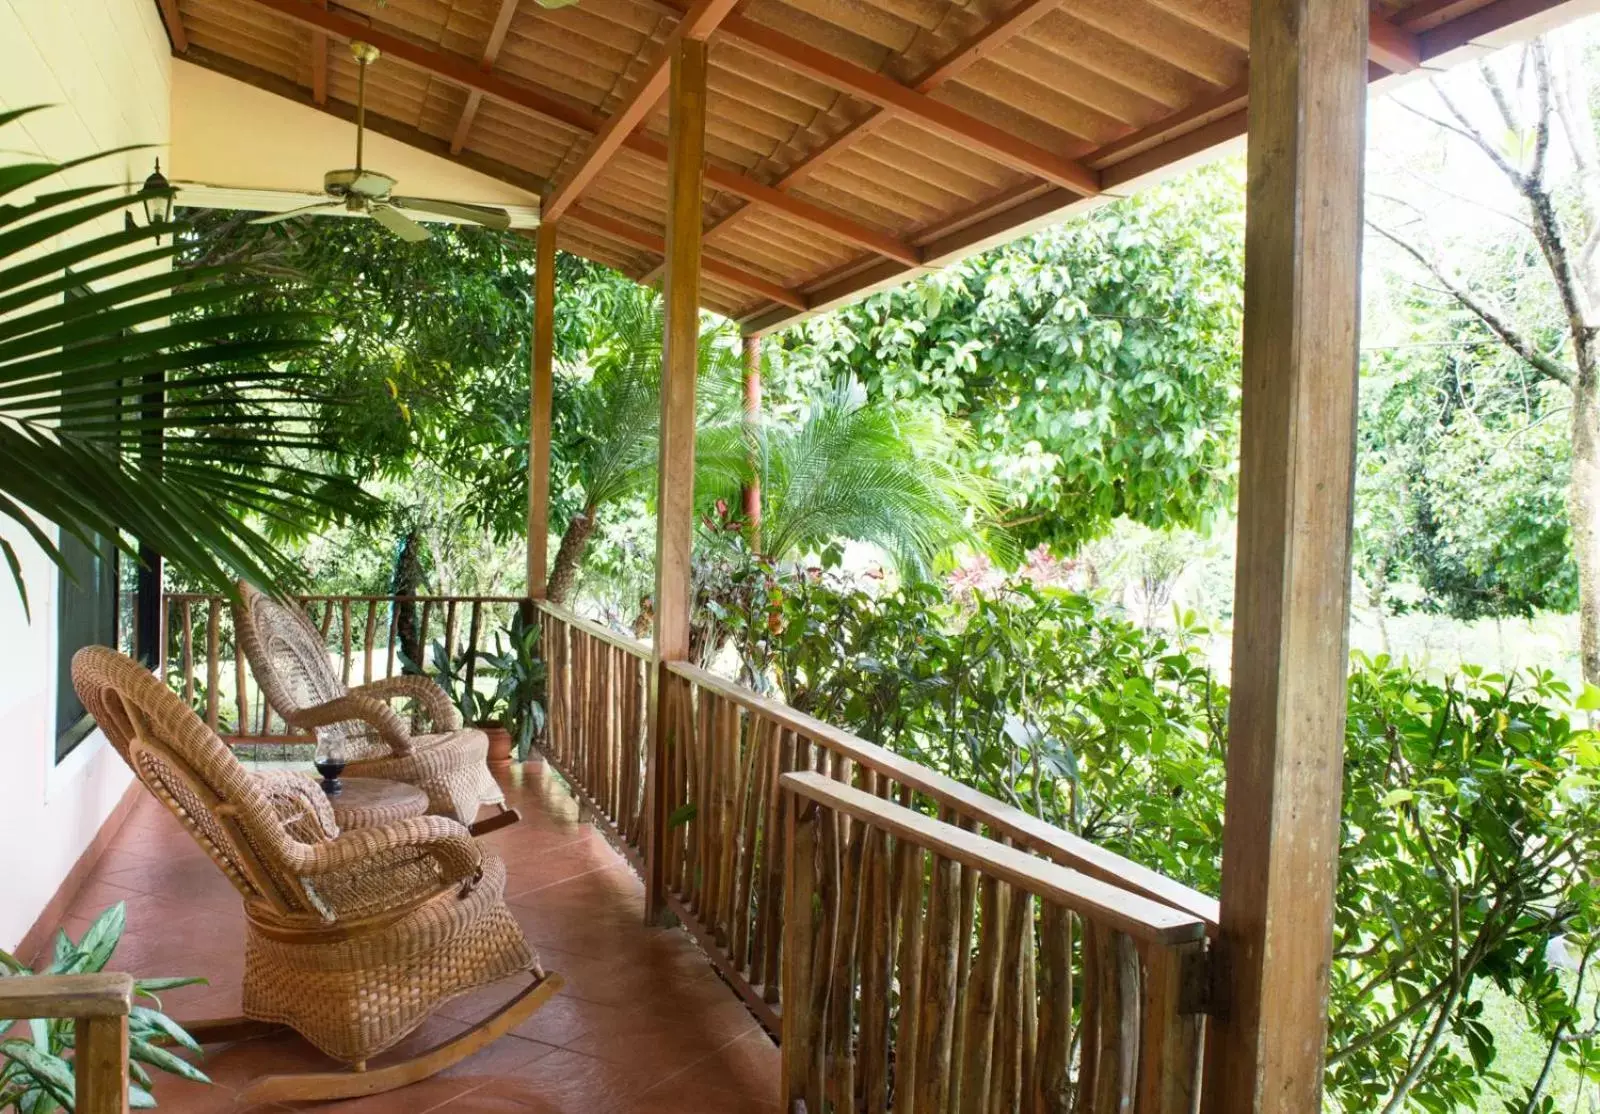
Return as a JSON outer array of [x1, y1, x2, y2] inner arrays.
[[1368, 221, 1576, 386]]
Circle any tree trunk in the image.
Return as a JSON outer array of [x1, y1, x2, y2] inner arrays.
[[1571, 360, 1600, 684], [392, 524, 425, 672], [545, 509, 598, 606]]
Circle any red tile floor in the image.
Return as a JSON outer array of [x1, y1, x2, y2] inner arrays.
[[41, 758, 781, 1113]]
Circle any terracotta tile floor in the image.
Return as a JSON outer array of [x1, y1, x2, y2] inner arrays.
[[41, 757, 780, 1113]]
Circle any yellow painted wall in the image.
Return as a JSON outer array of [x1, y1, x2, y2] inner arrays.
[[0, 0, 171, 951]]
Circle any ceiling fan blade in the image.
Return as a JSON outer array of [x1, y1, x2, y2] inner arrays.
[[249, 201, 344, 225], [371, 203, 432, 242], [390, 196, 513, 230], [534, 0, 580, 8]]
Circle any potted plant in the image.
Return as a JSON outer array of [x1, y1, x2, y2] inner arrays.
[[411, 611, 546, 772], [0, 903, 209, 1109]]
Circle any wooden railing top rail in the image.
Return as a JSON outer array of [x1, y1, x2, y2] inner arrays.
[[163, 593, 528, 604], [674, 658, 1221, 931], [784, 771, 1208, 945], [535, 600, 651, 658], [0, 972, 134, 1018]]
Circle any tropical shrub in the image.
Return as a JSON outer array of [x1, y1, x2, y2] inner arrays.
[[705, 569, 1600, 1111], [0, 903, 208, 1110]]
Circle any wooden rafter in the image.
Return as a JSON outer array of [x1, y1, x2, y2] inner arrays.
[[568, 205, 807, 309], [704, 0, 1070, 246], [449, 0, 521, 155], [157, 0, 189, 52], [1368, 11, 1421, 72], [240, 0, 916, 266], [544, 0, 742, 222], [311, 0, 328, 105], [717, 15, 1102, 196]]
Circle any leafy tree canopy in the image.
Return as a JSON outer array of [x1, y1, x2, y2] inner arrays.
[[780, 162, 1245, 555]]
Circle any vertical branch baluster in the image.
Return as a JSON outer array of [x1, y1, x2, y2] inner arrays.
[[235, 618, 249, 739], [1135, 939, 1203, 1114], [858, 777, 893, 1114], [386, 598, 398, 680], [364, 600, 378, 684], [730, 713, 763, 971], [894, 836, 925, 1113], [339, 598, 353, 688], [1034, 903, 1076, 1114], [1075, 921, 1105, 1114], [958, 874, 1006, 1114], [444, 599, 460, 670], [915, 853, 960, 1113], [204, 601, 221, 730], [418, 600, 434, 664], [827, 767, 867, 1110], [951, 816, 980, 1104], [996, 881, 1034, 1114], [181, 599, 195, 709], [782, 796, 824, 1114], [759, 721, 786, 1003], [463, 600, 483, 705]]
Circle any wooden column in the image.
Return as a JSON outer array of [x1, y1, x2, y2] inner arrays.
[[741, 334, 762, 545], [527, 220, 557, 599], [1202, 0, 1366, 1107], [644, 36, 708, 922]]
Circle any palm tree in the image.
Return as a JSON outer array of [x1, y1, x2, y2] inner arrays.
[[1, 107, 370, 613], [702, 379, 998, 576], [544, 288, 741, 604]]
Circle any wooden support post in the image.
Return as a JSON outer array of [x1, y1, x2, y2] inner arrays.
[[1201, 0, 1366, 1106], [527, 220, 557, 600], [741, 334, 761, 547], [643, 36, 708, 924]]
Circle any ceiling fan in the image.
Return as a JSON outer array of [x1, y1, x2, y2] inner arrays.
[[250, 41, 513, 241]]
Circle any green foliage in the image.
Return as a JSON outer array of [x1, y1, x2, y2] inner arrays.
[[0, 109, 375, 611], [707, 568, 1600, 1111], [698, 379, 999, 575], [0, 903, 209, 1110], [784, 163, 1244, 554], [405, 611, 546, 756], [1356, 333, 1577, 622], [183, 210, 636, 543]]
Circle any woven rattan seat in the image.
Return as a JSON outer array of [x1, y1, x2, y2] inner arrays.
[[71, 646, 561, 1103], [233, 582, 519, 835]]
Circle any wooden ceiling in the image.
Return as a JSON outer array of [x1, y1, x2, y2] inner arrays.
[[156, 0, 1568, 332]]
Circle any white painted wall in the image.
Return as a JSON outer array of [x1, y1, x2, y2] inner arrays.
[[0, 0, 173, 950]]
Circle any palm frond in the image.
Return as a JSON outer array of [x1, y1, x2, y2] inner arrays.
[[0, 108, 378, 608]]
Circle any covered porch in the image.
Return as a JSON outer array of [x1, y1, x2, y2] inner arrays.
[[7, 0, 1597, 1107]]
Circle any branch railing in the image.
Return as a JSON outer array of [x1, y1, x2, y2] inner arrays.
[[536, 601, 652, 873], [782, 771, 1207, 1114], [536, 600, 1218, 1102], [160, 593, 525, 742]]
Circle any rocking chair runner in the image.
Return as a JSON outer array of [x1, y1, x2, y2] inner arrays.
[[70, 646, 562, 1105], [233, 582, 520, 836]]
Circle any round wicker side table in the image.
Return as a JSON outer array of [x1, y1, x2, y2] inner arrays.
[[328, 776, 430, 829]]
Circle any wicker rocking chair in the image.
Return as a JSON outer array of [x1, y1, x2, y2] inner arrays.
[[71, 646, 562, 1105], [233, 582, 520, 837]]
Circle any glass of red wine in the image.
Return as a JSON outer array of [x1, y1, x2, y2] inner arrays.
[[313, 728, 347, 796]]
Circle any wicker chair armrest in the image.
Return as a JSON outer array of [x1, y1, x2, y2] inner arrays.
[[288, 694, 414, 755], [291, 816, 483, 891], [349, 675, 463, 731]]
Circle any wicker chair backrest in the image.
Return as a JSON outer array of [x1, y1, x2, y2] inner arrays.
[[234, 583, 365, 748], [71, 645, 318, 916]]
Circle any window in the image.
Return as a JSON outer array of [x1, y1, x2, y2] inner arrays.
[[53, 287, 162, 762]]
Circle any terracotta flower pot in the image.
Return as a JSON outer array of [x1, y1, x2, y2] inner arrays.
[[482, 724, 514, 774]]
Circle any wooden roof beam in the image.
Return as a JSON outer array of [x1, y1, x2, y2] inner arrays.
[[716, 14, 1101, 196], [157, 0, 189, 52], [311, 0, 328, 105], [1368, 12, 1421, 72], [567, 205, 808, 310], [241, 0, 916, 266], [244, 0, 606, 135], [703, 0, 1068, 247], [450, 0, 522, 155], [544, 0, 742, 222]]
